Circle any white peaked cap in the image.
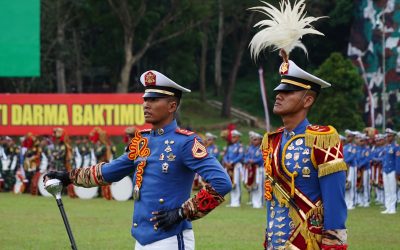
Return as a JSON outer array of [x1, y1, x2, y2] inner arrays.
[[140, 70, 191, 98], [231, 130, 242, 137], [274, 60, 331, 93]]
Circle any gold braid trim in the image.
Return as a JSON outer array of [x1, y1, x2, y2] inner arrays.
[[69, 163, 109, 187], [182, 183, 224, 221], [305, 126, 340, 148], [287, 205, 324, 250], [318, 159, 347, 178], [261, 133, 269, 151]]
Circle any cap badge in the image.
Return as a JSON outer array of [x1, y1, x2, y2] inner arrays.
[[280, 62, 289, 75], [144, 71, 156, 86]]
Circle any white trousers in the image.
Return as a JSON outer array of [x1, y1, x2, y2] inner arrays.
[[358, 169, 370, 207], [251, 167, 264, 208], [345, 166, 357, 209], [230, 163, 242, 207], [135, 229, 194, 250], [383, 171, 397, 213]]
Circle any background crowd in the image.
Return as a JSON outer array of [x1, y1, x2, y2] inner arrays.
[[2, 124, 399, 215]]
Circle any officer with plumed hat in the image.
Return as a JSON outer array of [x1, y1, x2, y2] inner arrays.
[[249, 0, 348, 249]]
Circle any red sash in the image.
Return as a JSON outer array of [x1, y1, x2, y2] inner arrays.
[[265, 132, 323, 249]]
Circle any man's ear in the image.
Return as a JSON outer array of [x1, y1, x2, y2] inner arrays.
[[168, 100, 177, 113], [303, 94, 315, 109]]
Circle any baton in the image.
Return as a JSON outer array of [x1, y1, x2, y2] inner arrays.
[[45, 179, 78, 250]]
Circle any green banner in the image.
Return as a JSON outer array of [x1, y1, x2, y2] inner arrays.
[[0, 0, 40, 76]]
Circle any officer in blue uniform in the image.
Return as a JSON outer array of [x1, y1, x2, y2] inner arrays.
[[222, 129, 244, 207], [343, 130, 358, 209], [381, 128, 398, 214], [45, 70, 232, 250], [205, 132, 220, 160], [249, 1, 348, 248], [243, 132, 264, 208], [371, 134, 385, 205], [355, 134, 371, 207]]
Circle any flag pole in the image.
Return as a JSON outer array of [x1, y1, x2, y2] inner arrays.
[[258, 67, 270, 132]]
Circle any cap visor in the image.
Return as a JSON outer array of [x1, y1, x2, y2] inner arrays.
[[142, 92, 170, 98], [273, 83, 305, 92]]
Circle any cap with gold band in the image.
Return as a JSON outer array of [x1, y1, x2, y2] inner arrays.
[[140, 70, 191, 98], [273, 60, 331, 93]]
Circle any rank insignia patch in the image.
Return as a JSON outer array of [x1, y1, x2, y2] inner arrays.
[[192, 137, 208, 159]]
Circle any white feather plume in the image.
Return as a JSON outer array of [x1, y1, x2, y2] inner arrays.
[[249, 0, 326, 60]]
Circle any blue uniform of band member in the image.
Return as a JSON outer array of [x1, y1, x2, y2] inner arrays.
[[44, 70, 232, 250], [355, 134, 371, 207], [381, 128, 398, 214], [249, 1, 348, 248], [343, 130, 358, 209], [222, 130, 244, 207]]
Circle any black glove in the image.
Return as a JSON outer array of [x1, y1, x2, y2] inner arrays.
[[151, 207, 185, 230], [43, 171, 71, 187]]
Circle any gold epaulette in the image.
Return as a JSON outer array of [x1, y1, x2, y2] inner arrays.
[[305, 125, 340, 148], [261, 127, 284, 150]]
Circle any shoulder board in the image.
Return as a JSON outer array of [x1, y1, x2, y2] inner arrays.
[[175, 128, 194, 136], [305, 125, 339, 148], [306, 125, 335, 134], [268, 127, 284, 136], [261, 127, 284, 150], [140, 129, 151, 134]]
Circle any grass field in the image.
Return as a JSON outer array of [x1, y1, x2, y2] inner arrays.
[[1, 192, 400, 250]]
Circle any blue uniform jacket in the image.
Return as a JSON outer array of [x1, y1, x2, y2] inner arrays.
[[265, 119, 347, 249], [207, 144, 220, 160], [357, 145, 371, 170], [371, 145, 384, 163], [343, 143, 357, 167], [383, 142, 398, 173], [244, 144, 263, 167], [100, 120, 232, 245], [223, 142, 244, 165]]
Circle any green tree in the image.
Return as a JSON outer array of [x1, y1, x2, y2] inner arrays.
[[309, 52, 365, 132]]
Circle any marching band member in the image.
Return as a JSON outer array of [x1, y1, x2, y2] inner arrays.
[[355, 133, 371, 207], [344, 130, 358, 209], [90, 127, 113, 200], [249, 0, 348, 248], [371, 134, 385, 205], [205, 132, 220, 159], [223, 129, 244, 207], [244, 132, 264, 208], [381, 128, 398, 214], [52, 128, 75, 198]]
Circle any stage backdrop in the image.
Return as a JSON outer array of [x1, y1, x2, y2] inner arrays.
[[0, 94, 149, 136]]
